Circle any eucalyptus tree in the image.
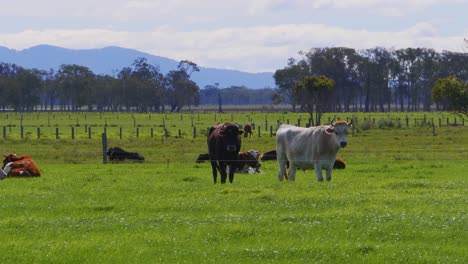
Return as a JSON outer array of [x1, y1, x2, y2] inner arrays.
[[438, 51, 468, 81], [432, 76, 468, 119], [116, 57, 165, 112], [395, 48, 426, 111], [299, 47, 363, 112], [131, 57, 165, 112], [165, 60, 200, 112], [41, 69, 60, 111], [359, 47, 397, 112], [413, 48, 441, 111], [94, 75, 119, 111], [294, 75, 335, 126], [11, 68, 44, 111], [55, 64, 96, 111], [200, 83, 221, 105], [116, 67, 137, 111], [0, 63, 23, 110], [273, 58, 308, 111]]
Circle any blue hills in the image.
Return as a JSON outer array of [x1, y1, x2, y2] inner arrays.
[[0, 45, 275, 89]]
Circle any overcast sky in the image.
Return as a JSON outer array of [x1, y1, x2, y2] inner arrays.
[[0, 0, 467, 73]]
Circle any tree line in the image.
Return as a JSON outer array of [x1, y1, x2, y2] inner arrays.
[[273, 47, 467, 114], [0, 46, 467, 113]]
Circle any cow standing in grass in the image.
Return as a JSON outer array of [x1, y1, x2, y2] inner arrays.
[[276, 120, 352, 182], [243, 124, 253, 138], [207, 122, 244, 184]]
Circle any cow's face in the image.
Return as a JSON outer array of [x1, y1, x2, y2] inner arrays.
[[327, 121, 352, 148], [3, 153, 17, 166], [240, 150, 261, 168], [220, 124, 243, 153]]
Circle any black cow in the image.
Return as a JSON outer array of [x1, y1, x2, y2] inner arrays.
[[260, 149, 277, 161], [107, 147, 144, 161], [207, 122, 244, 184], [196, 153, 210, 163]]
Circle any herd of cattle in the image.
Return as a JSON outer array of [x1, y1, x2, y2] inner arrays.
[[1, 120, 352, 184]]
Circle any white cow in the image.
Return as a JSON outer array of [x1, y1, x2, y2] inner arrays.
[[276, 120, 352, 182]]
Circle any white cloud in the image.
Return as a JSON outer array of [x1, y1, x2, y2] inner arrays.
[[0, 0, 466, 72], [1, 23, 464, 72]]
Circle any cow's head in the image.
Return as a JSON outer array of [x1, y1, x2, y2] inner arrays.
[[219, 123, 244, 153], [326, 120, 352, 148], [3, 153, 18, 166], [240, 150, 261, 169]]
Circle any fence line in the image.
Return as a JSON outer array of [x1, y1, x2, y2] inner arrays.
[[1, 114, 466, 140]]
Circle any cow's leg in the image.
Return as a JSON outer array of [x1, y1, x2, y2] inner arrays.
[[219, 162, 228, 184], [288, 164, 297, 181], [314, 161, 324, 181], [0, 168, 6, 179], [3, 162, 13, 176], [277, 149, 288, 181], [277, 160, 287, 181], [228, 164, 235, 183], [326, 161, 334, 181], [210, 161, 218, 184]]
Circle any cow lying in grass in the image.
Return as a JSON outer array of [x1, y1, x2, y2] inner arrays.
[[196, 150, 261, 174], [0, 153, 41, 179], [107, 147, 144, 162]]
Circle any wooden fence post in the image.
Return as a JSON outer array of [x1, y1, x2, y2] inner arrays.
[[71, 127, 74, 139], [37, 127, 40, 139], [102, 132, 108, 164], [56, 127, 59, 139]]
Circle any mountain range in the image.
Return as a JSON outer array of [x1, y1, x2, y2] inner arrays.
[[0, 45, 275, 89]]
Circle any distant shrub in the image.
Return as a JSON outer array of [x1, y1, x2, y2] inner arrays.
[[372, 118, 403, 129], [359, 120, 373, 130]]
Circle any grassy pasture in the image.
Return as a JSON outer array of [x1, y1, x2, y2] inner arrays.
[[0, 111, 466, 263]]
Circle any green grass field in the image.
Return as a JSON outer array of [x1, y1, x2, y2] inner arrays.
[[0, 112, 466, 263]]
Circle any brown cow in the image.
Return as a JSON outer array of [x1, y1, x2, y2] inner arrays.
[[207, 122, 244, 184], [0, 154, 41, 179], [234, 150, 261, 173], [243, 124, 253, 138]]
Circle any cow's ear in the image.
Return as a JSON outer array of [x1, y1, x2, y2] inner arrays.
[[325, 127, 335, 135]]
